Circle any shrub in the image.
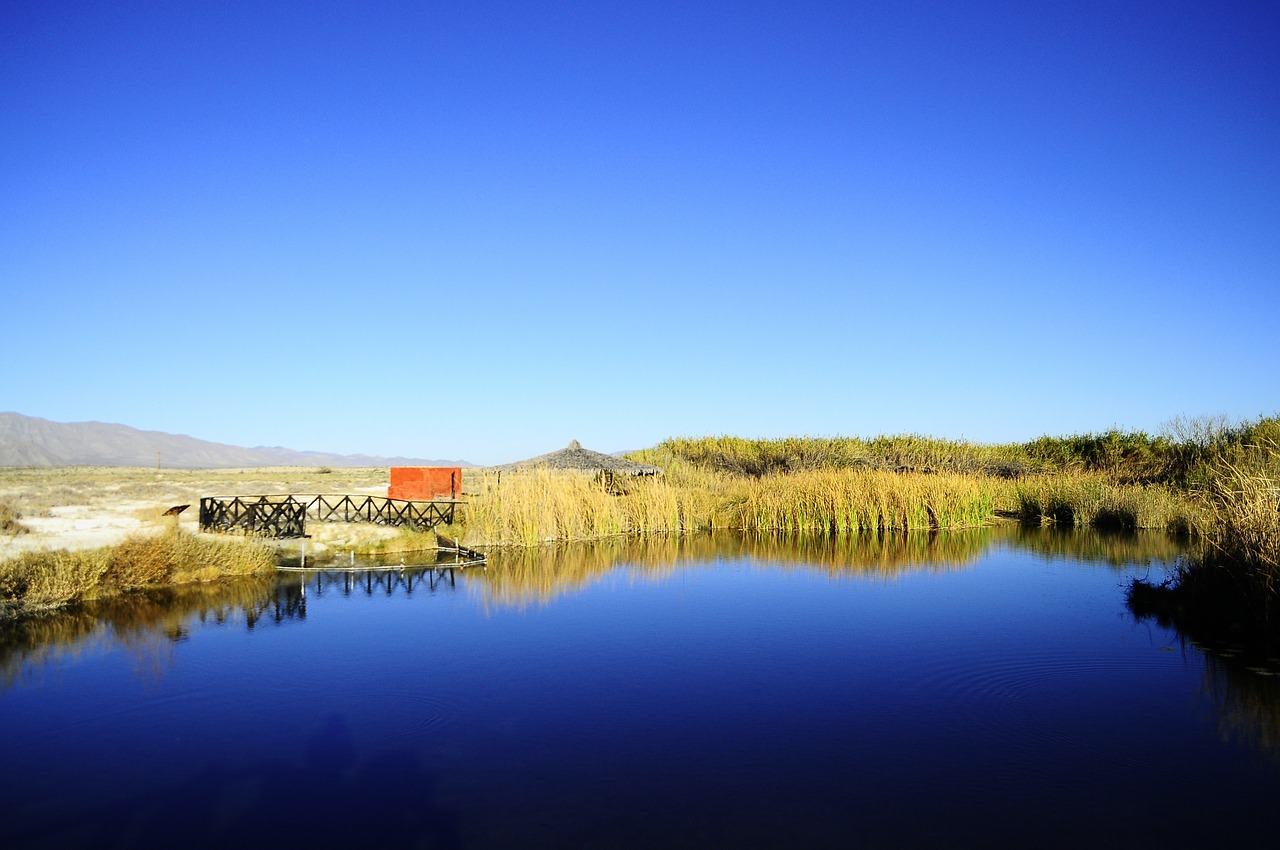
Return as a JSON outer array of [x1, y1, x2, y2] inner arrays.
[[0, 531, 276, 619], [0, 500, 29, 536]]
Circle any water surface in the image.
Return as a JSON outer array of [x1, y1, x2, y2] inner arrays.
[[3, 528, 1279, 848]]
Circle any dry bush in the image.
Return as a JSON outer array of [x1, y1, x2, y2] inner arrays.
[[1, 531, 276, 619], [0, 548, 111, 612], [0, 500, 29, 536], [105, 533, 177, 588]]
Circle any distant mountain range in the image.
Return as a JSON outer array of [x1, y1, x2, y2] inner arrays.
[[0, 413, 472, 468]]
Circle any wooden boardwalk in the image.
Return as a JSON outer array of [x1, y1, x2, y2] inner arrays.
[[198, 494, 458, 538]]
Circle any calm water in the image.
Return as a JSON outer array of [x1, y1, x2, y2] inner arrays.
[[3, 528, 1280, 849]]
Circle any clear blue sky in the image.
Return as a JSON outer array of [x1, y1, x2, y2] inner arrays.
[[3, 1, 1277, 465]]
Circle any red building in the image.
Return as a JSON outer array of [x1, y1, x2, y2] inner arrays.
[[388, 467, 461, 501]]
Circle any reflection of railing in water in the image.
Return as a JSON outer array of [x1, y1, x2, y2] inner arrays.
[[269, 564, 479, 621], [198, 494, 459, 538], [296, 566, 464, 596]]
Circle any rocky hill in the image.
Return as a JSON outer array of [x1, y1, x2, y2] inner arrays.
[[0, 413, 470, 468]]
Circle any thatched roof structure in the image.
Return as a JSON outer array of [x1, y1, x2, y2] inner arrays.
[[496, 440, 662, 476]]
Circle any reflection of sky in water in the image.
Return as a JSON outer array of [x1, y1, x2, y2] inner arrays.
[[2, 529, 1278, 849]]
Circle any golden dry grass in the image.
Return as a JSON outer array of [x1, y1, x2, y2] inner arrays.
[[734, 469, 998, 533], [0, 531, 276, 618], [457, 463, 1205, 546], [460, 469, 721, 546]]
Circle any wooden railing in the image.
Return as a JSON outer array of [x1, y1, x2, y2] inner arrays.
[[199, 494, 458, 538]]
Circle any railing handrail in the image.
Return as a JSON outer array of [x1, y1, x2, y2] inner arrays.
[[199, 493, 460, 538]]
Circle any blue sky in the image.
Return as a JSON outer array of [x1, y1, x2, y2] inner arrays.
[[2, 1, 1277, 465]]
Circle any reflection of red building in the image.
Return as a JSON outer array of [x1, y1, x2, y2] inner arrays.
[[388, 467, 461, 501]]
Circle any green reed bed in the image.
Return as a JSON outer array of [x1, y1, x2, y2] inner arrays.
[[1013, 473, 1202, 533], [649, 416, 1280, 485], [0, 530, 277, 619], [645, 434, 1030, 478]]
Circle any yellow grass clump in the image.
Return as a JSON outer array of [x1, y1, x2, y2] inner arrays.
[[0, 530, 276, 618], [733, 469, 997, 533], [460, 470, 719, 546]]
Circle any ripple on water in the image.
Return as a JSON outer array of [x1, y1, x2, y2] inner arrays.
[[910, 647, 1180, 781]]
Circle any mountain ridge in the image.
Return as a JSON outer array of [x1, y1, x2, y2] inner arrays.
[[0, 413, 472, 468]]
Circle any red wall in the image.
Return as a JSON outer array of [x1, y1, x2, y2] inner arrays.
[[388, 467, 460, 501]]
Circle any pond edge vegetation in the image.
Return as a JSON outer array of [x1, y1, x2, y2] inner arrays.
[[2, 415, 1276, 630], [0, 530, 276, 620]]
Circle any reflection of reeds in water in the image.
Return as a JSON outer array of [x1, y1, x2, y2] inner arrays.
[[1002, 526, 1191, 568], [472, 539, 680, 610], [473, 525, 1198, 610], [0, 576, 275, 690], [1198, 650, 1280, 757], [470, 530, 995, 610], [734, 528, 991, 574]]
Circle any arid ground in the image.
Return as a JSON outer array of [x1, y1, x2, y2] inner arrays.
[[0, 467, 394, 556]]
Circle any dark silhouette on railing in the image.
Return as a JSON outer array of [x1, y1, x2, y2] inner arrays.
[[198, 494, 458, 538]]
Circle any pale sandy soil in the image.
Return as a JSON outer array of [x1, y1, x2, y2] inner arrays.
[[0, 467, 392, 557]]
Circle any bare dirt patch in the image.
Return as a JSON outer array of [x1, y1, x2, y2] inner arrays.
[[0, 467, 390, 556]]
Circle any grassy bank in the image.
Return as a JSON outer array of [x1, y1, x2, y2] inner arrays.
[[458, 420, 1264, 546], [0, 531, 276, 619], [1012, 472, 1201, 532], [1129, 437, 1280, 642], [2, 418, 1272, 626]]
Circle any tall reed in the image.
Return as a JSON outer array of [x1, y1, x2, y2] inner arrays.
[[460, 466, 1003, 545], [1195, 455, 1280, 595], [1014, 473, 1201, 532], [732, 469, 996, 533], [1127, 437, 1280, 641], [460, 470, 720, 546]]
